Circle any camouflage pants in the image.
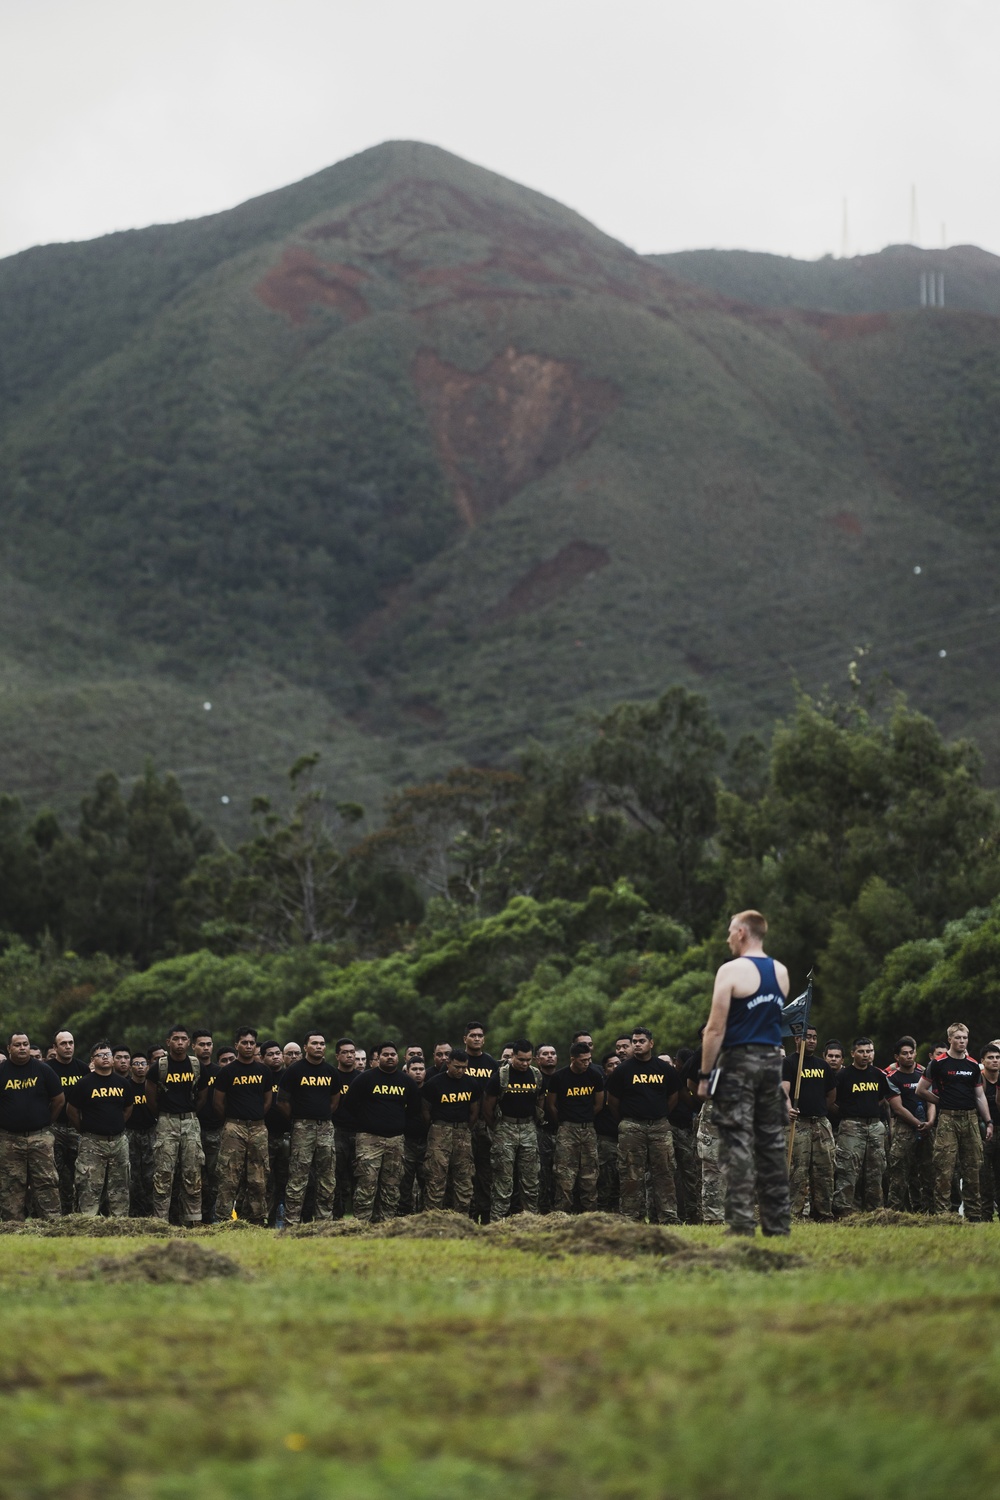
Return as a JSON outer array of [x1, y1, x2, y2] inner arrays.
[[127, 1129, 155, 1217], [788, 1116, 836, 1221], [715, 1045, 790, 1236], [0, 1129, 60, 1221], [596, 1133, 620, 1212], [76, 1132, 130, 1217], [491, 1118, 539, 1220], [980, 1135, 999, 1221], [553, 1122, 599, 1213], [152, 1114, 203, 1223], [696, 1101, 724, 1223], [333, 1126, 355, 1218], [216, 1120, 268, 1224], [284, 1120, 335, 1226], [201, 1127, 222, 1223], [932, 1110, 984, 1219], [470, 1122, 492, 1223], [887, 1125, 933, 1213], [267, 1131, 291, 1226], [672, 1125, 700, 1224], [52, 1123, 80, 1215], [617, 1118, 678, 1224], [354, 1132, 404, 1222], [833, 1118, 886, 1214], [424, 1122, 474, 1212], [400, 1136, 427, 1213], [537, 1125, 556, 1214]]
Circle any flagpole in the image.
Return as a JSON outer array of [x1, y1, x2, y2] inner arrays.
[[785, 973, 813, 1173]]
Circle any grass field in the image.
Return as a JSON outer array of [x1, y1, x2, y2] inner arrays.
[[0, 1214, 997, 1500]]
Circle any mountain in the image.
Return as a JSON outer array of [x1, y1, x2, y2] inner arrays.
[[648, 244, 1000, 315], [2, 141, 1000, 829]]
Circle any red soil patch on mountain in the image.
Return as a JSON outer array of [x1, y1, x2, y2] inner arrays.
[[832, 510, 864, 537], [305, 180, 706, 317], [818, 312, 890, 340], [489, 542, 610, 621], [414, 346, 619, 526], [255, 248, 369, 325]]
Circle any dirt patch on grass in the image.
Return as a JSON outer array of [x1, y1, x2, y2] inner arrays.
[[841, 1209, 968, 1228], [64, 1241, 246, 1284], [487, 1213, 800, 1269], [372, 1210, 482, 1241], [19, 1216, 180, 1238], [414, 346, 618, 525], [282, 1211, 798, 1268]]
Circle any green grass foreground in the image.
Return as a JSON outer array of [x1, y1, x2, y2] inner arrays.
[[0, 1218, 997, 1499]]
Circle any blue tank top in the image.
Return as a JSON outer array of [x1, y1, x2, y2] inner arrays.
[[723, 957, 784, 1048]]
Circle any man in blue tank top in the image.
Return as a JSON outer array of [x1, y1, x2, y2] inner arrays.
[[697, 909, 791, 1237]]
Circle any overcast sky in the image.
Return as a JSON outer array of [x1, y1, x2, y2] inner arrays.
[[1, 0, 996, 262]]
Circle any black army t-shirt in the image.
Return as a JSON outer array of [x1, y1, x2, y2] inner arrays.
[[333, 1070, 359, 1131], [984, 1078, 1000, 1128], [547, 1064, 604, 1124], [128, 1080, 157, 1132], [214, 1061, 273, 1122], [782, 1053, 837, 1118], [889, 1066, 926, 1124], [265, 1068, 292, 1137], [197, 1063, 221, 1130], [423, 1072, 482, 1124], [606, 1056, 679, 1121], [279, 1059, 342, 1121], [0, 1059, 63, 1133], [928, 1055, 982, 1111], [69, 1073, 135, 1136], [834, 1066, 899, 1120], [53, 1057, 89, 1125], [487, 1065, 541, 1119], [346, 1068, 422, 1136], [158, 1055, 200, 1114], [462, 1052, 498, 1092]]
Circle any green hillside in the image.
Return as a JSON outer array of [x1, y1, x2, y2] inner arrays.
[[2, 141, 1000, 828], [649, 243, 1000, 315]]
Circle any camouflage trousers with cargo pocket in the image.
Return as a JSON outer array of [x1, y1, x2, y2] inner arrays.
[[833, 1118, 886, 1214], [887, 1123, 933, 1213], [491, 1118, 540, 1220], [283, 1120, 335, 1226], [714, 1045, 790, 1236], [52, 1123, 80, 1215], [128, 1128, 155, 1217], [788, 1115, 836, 1221], [424, 1122, 474, 1213], [354, 1132, 405, 1222], [76, 1132, 130, 1216], [696, 1100, 724, 1223], [0, 1129, 60, 1221], [932, 1110, 984, 1220], [596, 1133, 619, 1212], [671, 1124, 700, 1224], [617, 1118, 678, 1224], [216, 1119, 268, 1224], [152, 1114, 204, 1224], [552, 1122, 599, 1213]]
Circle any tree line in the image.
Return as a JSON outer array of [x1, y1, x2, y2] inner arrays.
[[2, 684, 999, 1057]]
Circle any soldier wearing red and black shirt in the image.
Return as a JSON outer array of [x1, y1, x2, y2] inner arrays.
[[917, 1023, 993, 1220]]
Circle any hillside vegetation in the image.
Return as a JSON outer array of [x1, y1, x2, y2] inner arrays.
[[2, 141, 1000, 829]]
